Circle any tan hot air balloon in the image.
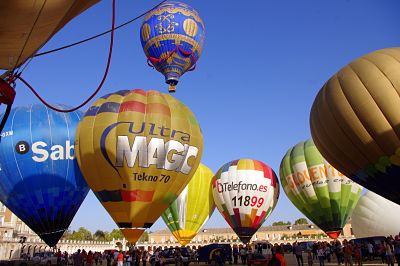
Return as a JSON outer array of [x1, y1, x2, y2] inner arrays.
[[0, 0, 99, 70], [310, 47, 400, 205]]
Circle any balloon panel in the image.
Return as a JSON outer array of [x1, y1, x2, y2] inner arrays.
[[162, 163, 215, 246], [280, 139, 362, 238], [352, 191, 400, 238], [0, 104, 89, 247], [212, 159, 279, 244], [121, 228, 145, 244], [140, 1, 205, 84], [310, 47, 400, 205], [76, 89, 203, 230], [0, 0, 99, 70]]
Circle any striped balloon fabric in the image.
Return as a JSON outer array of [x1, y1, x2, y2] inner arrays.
[[212, 159, 279, 244], [280, 139, 362, 239], [76, 89, 203, 232], [162, 163, 215, 246]]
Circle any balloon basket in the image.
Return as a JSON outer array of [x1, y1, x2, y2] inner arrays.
[[326, 230, 341, 239]]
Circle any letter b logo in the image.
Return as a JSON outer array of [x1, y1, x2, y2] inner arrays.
[[15, 141, 30, 154]]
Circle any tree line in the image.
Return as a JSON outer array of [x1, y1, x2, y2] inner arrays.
[[271, 218, 308, 226], [61, 227, 149, 242]]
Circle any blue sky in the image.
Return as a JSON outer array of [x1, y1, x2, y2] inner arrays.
[[11, 0, 400, 233]]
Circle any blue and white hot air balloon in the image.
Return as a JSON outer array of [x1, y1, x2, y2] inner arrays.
[[0, 104, 89, 247]]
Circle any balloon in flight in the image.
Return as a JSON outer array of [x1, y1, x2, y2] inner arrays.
[[0, 104, 89, 247], [212, 159, 279, 244], [76, 89, 203, 234], [162, 163, 215, 246], [351, 191, 400, 238], [0, 0, 99, 70], [310, 47, 400, 205], [279, 139, 362, 239], [140, 1, 205, 92]]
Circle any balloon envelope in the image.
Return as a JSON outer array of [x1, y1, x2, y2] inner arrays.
[[76, 89, 203, 233], [352, 191, 400, 238], [310, 47, 400, 205], [162, 163, 215, 246], [0, 0, 99, 70], [0, 104, 89, 247], [280, 139, 362, 239], [212, 159, 279, 244], [140, 1, 205, 91]]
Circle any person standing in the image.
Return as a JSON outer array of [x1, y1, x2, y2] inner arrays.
[[233, 246, 239, 265], [317, 245, 325, 266], [384, 239, 394, 266], [294, 243, 304, 266], [307, 251, 313, 266], [117, 251, 124, 266], [142, 251, 148, 266], [240, 247, 247, 265], [343, 243, 353, 266], [367, 242, 374, 261]]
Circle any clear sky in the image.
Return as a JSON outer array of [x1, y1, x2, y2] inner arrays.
[[11, 0, 400, 233]]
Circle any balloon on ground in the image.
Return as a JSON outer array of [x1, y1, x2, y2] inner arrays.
[[280, 139, 362, 239], [0, 0, 99, 70], [76, 89, 203, 235], [310, 47, 400, 205], [0, 104, 89, 247], [212, 159, 279, 244], [162, 163, 215, 246], [351, 191, 400, 238], [140, 1, 205, 92]]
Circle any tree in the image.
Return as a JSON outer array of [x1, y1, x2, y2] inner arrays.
[[294, 218, 308, 225], [70, 227, 93, 240], [107, 229, 123, 240], [138, 231, 149, 242], [272, 221, 291, 226], [94, 230, 106, 241]]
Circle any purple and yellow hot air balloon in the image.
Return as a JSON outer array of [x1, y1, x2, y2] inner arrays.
[[140, 1, 205, 93]]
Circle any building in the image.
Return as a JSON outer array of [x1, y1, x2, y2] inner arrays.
[[148, 222, 354, 248]]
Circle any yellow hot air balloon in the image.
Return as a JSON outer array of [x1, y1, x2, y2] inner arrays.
[[121, 228, 145, 244], [310, 47, 400, 205], [76, 89, 203, 233], [161, 163, 215, 246]]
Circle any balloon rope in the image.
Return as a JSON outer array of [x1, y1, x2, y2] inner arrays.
[[34, 0, 168, 58], [16, 0, 116, 113]]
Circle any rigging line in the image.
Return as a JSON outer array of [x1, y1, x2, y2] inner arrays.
[[17, 0, 116, 113], [12, 0, 48, 72], [18, 0, 86, 75], [34, 0, 168, 57]]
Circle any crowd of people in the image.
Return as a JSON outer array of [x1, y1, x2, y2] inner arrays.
[[290, 234, 400, 266], [23, 233, 400, 266]]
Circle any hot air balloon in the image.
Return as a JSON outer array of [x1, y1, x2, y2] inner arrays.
[[76, 89, 203, 236], [351, 191, 400, 238], [140, 1, 205, 92], [310, 47, 400, 205], [212, 159, 279, 244], [0, 104, 89, 247], [279, 139, 362, 239], [162, 163, 214, 246]]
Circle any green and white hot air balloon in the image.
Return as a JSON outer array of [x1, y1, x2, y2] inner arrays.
[[279, 139, 362, 239], [162, 164, 215, 246]]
